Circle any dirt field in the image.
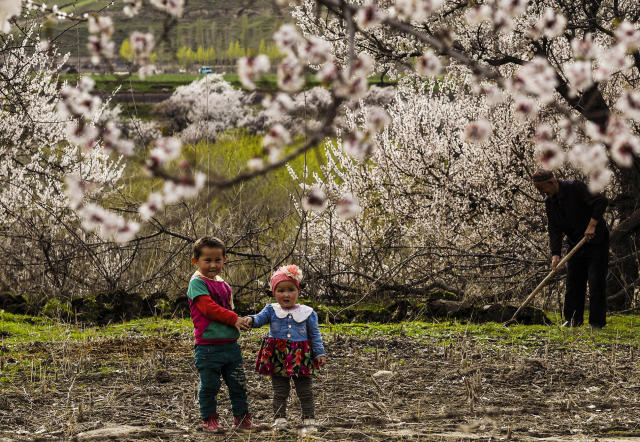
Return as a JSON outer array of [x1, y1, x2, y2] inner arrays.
[[2, 327, 640, 441]]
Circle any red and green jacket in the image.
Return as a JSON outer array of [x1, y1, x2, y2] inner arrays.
[[187, 271, 239, 345]]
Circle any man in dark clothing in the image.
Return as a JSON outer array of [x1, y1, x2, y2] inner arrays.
[[532, 169, 609, 329]]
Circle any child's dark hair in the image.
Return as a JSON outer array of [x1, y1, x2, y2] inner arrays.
[[193, 236, 226, 259]]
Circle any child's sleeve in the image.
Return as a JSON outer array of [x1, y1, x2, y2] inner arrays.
[[306, 311, 325, 358], [188, 278, 238, 326], [194, 296, 238, 326], [250, 304, 272, 328]]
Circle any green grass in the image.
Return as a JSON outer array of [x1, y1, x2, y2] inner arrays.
[[3, 311, 640, 351], [325, 313, 640, 349]]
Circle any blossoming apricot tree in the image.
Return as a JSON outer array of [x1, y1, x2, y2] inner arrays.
[[1, 0, 639, 304]]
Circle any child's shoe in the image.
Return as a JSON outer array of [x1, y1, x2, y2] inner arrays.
[[302, 418, 318, 433], [203, 413, 224, 433], [272, 417, 288, 430], [233, 412, 254, 431]]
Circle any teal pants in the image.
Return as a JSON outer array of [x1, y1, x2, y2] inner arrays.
[[194, 342, 249, 420]]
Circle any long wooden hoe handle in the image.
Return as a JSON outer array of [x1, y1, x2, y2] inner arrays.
[[505, 236, 588, 326]]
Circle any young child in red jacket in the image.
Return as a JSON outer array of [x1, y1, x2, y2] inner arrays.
[[187, 236, 253, 433]]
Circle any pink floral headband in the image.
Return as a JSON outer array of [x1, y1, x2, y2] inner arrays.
[[270, 264, 303, 292]]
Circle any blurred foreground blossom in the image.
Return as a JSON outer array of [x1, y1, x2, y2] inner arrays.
[[302, 186, 328, 212]]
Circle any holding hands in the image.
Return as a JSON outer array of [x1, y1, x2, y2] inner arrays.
[[234, 316, 253, 332]]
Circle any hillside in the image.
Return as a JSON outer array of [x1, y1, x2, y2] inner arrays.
[[51, 0, 288, 65]]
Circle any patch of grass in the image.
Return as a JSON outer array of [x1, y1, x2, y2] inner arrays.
[[323, 313, 640, 349]]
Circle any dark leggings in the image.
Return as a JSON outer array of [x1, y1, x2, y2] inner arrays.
[[272, 375, 314, 419]]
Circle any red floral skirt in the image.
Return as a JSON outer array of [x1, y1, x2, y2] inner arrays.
[[255, 338, 319, 377]]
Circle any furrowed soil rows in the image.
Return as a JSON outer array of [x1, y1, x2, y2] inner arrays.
[[1, 329, 640, 440]]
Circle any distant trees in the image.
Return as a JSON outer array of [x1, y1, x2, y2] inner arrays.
[[176, 39, 281, 68]]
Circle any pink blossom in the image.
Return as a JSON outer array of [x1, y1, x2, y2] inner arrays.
[[263, 124, 291, 162], [0, 0, 22, 33], [343, 131, 375, 161], [123, 0, 142, 17], [563, 61, 593, 95], [571, 34, 598, 60], [355, 1, 385, 30], [247, 157, 264, 171], [298, 36, 332, 65], [534, 123, 554, 142], [492, 10, 513, 33], [615, 90, 640, 122], [237, 55, 270, 90], [277, 56, 304, 92], [593, 44, 633, 82], [535, 141, 564, 169], [568, 143, 608, 173], [415, 50, 442, 76], [335, 193, 362, 219], [317, 61, 339, 84], [610, 135, 640, 167], [149, 136, 182, 165], [88, 16, 113, 37], [130, 31, 154, 58], [366, 107, 390, 133], [302, 186, 328, 212], [558, 118, 577, 145], [66, 121, 98, 149], [614, 21, 640, 50], [587, 168, 612, 193], [334, 74, 368, 100], [532, 8, 566, 39], [138, 192, 164, 221], [465, 5, 492, 25], [498, 0, 528, 16], [463, 119, 492, 143], [352, 53, 374, 77], [274, 24, 302, 54], [149, 0, 184, 17], [514, 57, 557, 103]]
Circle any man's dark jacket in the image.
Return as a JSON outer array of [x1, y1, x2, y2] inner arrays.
[[545, 180, 608, 256]]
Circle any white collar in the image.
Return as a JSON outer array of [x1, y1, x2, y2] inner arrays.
[[271, 303, 313, 322]]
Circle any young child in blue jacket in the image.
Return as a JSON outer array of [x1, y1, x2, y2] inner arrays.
[[246, 265, 326, 431]]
